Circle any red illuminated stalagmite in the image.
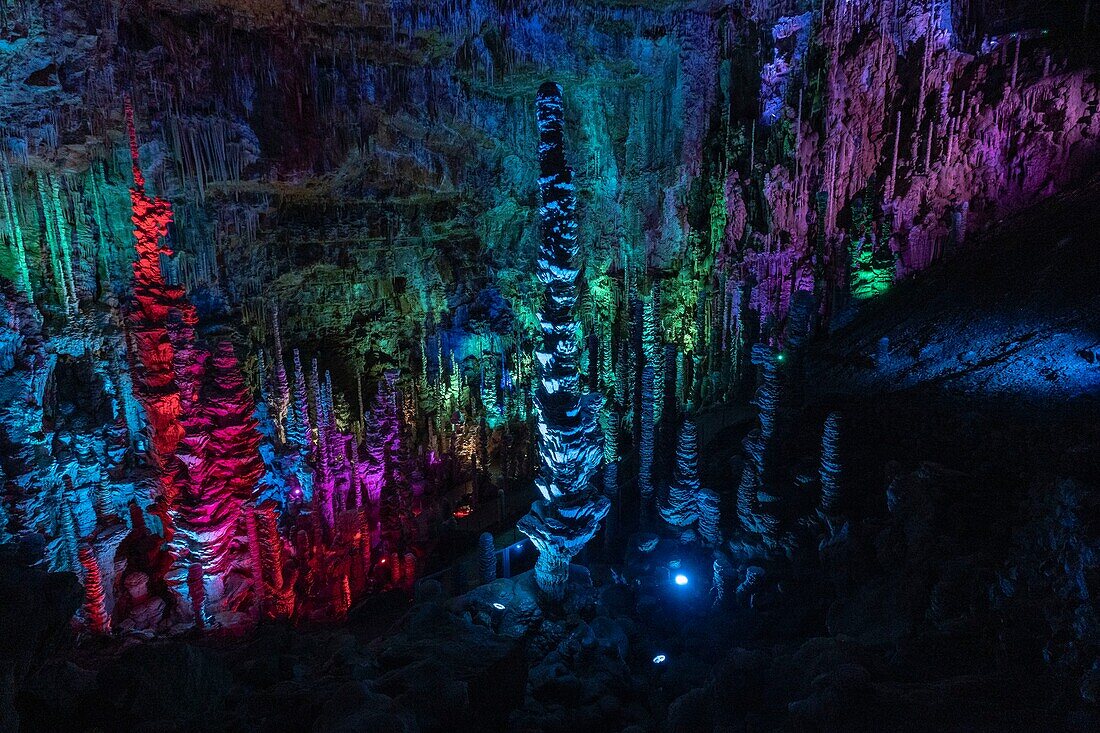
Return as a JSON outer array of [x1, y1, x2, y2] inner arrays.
[[123, 98, 184, 503], [78, 545, 111, 635]]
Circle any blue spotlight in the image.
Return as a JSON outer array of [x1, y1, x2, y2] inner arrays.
[[674, 573, 689, 586], [652, 654, 666, 664], [492, 602, 506, 610]]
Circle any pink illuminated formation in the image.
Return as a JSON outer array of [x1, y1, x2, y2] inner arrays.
[[106, 106, 424, 631]]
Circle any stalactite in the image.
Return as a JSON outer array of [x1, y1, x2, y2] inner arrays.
[[0, 163, 32, 299], [78, 545, 111, 635], [48, 174, 78, 312], [517, 82, 608, 603], [478, 532, 496, 585], [1010, 34, 1021, 90], [737, 565, 765, 602], [36, 171, 69, 308], [886, 110, 901, 202]]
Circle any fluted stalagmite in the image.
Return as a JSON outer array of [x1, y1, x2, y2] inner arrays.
[[736, 458, 758, 532], [737, 344, 783, 542], [517, 81, 607, 602], [643, 285, 663, 425], [639, 365, 656, 504], [245, 506, 265, 614], [78, 545, 111, 635], [174, 342, 265, 612], [270, 307, 290, 442], [819, 412, 842, 517], [697, 489, 721, 546], [287, 349, 309, 449], [658, 417, 702, 536], [478, 532, 497, 585], [711, 553, 733, 610]]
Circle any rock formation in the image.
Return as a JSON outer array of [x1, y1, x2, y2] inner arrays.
[[517, 81, 608, 602]]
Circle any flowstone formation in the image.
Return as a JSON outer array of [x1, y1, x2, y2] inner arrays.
[[517, 82, 608, 603]]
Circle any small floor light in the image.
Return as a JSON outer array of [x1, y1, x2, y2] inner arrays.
[[674, 573, 689, 586], [492, 602, 506, 610], [652, 654, 666, 664]]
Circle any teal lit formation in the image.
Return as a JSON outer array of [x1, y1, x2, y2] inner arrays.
[[517, 82, 608, 603]]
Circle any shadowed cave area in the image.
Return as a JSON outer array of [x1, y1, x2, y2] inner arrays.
[[1, 1, 1099, 731]]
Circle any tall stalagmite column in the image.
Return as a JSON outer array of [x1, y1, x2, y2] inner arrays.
[[658, 416, 702, 536], [123, 98, 188, 507], [517, 82, 608, 602]]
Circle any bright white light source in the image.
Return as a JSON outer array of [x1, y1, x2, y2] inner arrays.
[[492, 602, 506, 610], [652, 654, 666, 664], [674, 573, 689, 586]]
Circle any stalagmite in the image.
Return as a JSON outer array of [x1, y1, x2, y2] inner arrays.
[[517, 82, 608, 603], [639, 365, 656, 504], [711, 553, 733, 609], [602, 400, 621, 547], [737, 344, 783, 542], [736, 461, 759, 533], [245, 505, 265, 614], [288, 349, 309, 448], [78, 545, 111, 635], [478, 532, 496, 584], [175, 342, 265, 610], [643, 285, 663, 425], [697, 489, 721, 546], [188, 562, 207, 628], [819, 412, 842, 517], [56, 482, 79, 573], [658, 417, 702, 537], [270, 307, 290, 443]]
